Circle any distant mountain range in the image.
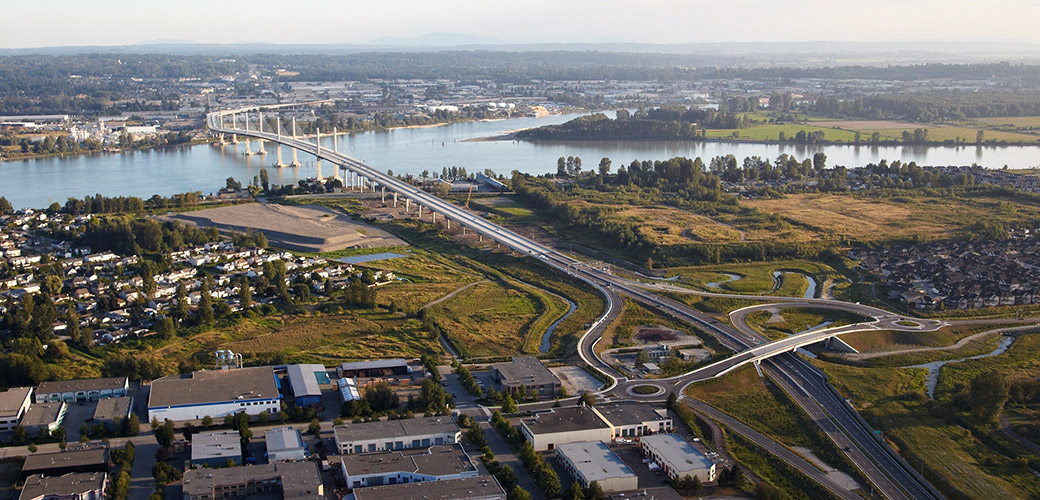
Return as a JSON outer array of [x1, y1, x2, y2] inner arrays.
[[1, 35, 1038, 65]]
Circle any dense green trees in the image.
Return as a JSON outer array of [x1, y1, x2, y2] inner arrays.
[[970, 370, 1010, 423]]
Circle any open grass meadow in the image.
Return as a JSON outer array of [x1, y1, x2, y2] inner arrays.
[[128, 310, 443, 373], [839, 322, 1018, 356], [428, 279, 566, 358], [745, 307, 871, 340], [668, 259, 843, 297], [610, 206, 744, 244], [744, 193, 1040, 244], [812, 357, 1040, 498], [686, 365, 813, 448], [935, 333, 1040, 399]]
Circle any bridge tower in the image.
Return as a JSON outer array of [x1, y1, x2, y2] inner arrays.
[[331, 127, 342, 183], [274, 116, 287, 167], [256, 112, 267, 155], [242, 112, 252, 155], [230, 113, 238, 144], [290, 117, 301, 167], [315, 129, 323, 180]]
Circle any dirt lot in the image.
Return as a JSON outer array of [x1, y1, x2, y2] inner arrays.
[[162, 203, 406, 252]]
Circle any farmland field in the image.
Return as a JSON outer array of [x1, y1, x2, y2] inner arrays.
[[743, 193, 1040, 243]]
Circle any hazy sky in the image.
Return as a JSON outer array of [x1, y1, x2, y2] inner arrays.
[[3, 0, 1039, 47]]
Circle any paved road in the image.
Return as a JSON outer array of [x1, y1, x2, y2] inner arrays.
[[480, 421, 543, 500], [684, 397, 860, 500], [999, 415, 1040, 455], [212, 108, 941, 499]]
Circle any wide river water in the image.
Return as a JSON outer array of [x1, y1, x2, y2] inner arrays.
[[3, 112, 1040, 209]]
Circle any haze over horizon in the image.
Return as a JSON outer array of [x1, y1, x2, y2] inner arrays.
[[4, 0, 1040, 49]]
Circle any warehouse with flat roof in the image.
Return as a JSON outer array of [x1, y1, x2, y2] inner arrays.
[[20, 402, 66, 438], [148, 366, 280, 422], [0, 387, 32, 432], [21, 447, 109, 478], [596, 402, 672, 440], [192, 431, 242, 468], [353, 475, 505, 500], [491, 356, 561, 397], [20, 472, 107, 500], [333, 416, 460, 454], [93, 396, 133, 428], [266, 427, 307, 462], [336, 444, 477, 489], [36, 377, 128, 403], [181, 461, 323, 500], [555, 441, 638, 492], [640, 433, 716, 482], [521, 406, 612, 451]]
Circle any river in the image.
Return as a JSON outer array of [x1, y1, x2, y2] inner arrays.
[[3, 112, 1040, 209]]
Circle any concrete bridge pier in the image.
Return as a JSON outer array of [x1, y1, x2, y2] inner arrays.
[[753, 359, 763, 377], [381, 186, 386, 203], [242, 137, 251, 155], [257, 112, 267, 155], [405, 198, 410, 212], [393, 192, 398, 207], [231, 133, 238, 144], [432, 212, 437, 223], [418, 205, 423, 218], [290, 117, 301, 167]]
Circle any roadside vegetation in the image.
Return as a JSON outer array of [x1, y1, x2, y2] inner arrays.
[[814, 333, 1040, 499]]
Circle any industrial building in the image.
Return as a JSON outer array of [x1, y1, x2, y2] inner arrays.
[[353, 476, 505, 500], [333, 416, 461, 455], [555, 441, 638, 492], [336, 444, 477, 489], [639, 434, 716, 482], [521, 406, 613, 451], [92, 396, 133, 429], [286, 364, 328, 407], [20, 402, 66, 438], [0, 387, 32, 432], [337, 359, 411, 378], [491, 356, 561, 397], [181, 461, 324, 500], [147, 366, 280, 422], [191, 431, 242, 468], [596, 403, 672, 439], [35, 377, 128, 404], [21, 447, 109, 479], [266, 427, 307, 462], [19, 472, 107, 500]]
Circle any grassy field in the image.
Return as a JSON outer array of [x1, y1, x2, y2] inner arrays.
[[668, 259, 843, 297], [430, 279, 565, 358], [599, 298, 721, 353], [745, 307, 871, 340], [704, 123, 859, 142], [686, 365, 813, 448], [126, 310, 443, 372], [840, 323, 1015, 354], [935, 333, 1040, 398], [744, 193, 1040, 244], [611, 206, 743, 244], [812, 357, 1040, 498]]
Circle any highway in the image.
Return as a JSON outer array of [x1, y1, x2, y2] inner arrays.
[[209, 108, 941, 499]]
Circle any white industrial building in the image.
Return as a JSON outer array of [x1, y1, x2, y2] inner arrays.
[[640, 433, 716, 482], [521, 406, 613, 451], [337, 444, 477, 489], [0, 387, 32, 432], [555, 441, 638, 492], [334, 416, 461, 455], [266, 427, 307, 462], [596, 402, 673, 440], [191, 431, 242, 468], [147, 366, 280, 422]]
